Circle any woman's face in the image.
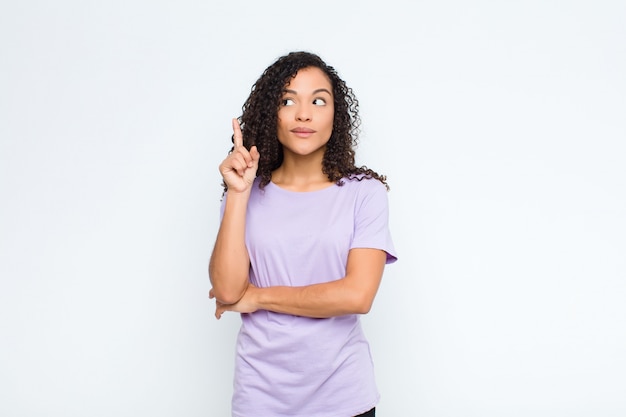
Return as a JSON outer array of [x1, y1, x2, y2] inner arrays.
[[276, 67, 334, 159]]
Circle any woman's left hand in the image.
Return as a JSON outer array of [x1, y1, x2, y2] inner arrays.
[[209, 284, 259, 319]]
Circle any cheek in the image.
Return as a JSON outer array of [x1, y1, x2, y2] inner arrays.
[[326, 106, 335, 123], [276, 115, 287, 131], [277, 109, 292, 127], [324, 112, 335, 130]]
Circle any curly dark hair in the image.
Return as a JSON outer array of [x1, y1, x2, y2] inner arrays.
[[224, 51, 388, 192]]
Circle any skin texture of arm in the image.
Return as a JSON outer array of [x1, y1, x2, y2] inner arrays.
[[209, 248, 387, 318], [208, 190, 251, 305], [208, 119, 259, 305]]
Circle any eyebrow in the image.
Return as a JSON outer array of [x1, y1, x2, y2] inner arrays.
[[283, 88, 333, 96]]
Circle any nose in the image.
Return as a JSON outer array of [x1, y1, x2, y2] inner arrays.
[[295, 104, 312, 122]]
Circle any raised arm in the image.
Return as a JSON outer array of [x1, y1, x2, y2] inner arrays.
[[208, 119, 260, 305], [211, 247, 387, 318]]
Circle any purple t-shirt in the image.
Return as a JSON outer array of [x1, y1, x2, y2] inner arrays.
[[225, 176, 397, 417]]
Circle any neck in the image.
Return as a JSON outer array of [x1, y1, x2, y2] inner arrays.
[[272, 153, 332, 192]]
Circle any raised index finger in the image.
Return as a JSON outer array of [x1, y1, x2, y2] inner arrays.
[[232, 118, 243, 148]]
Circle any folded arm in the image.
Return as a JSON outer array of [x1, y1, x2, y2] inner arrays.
[[210, 248, 387, 319]]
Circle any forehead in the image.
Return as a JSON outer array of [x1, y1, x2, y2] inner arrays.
[[284, 67, 332, 92]]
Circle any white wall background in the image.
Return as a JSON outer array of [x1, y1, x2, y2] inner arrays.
[[1, 1, 625, 416]]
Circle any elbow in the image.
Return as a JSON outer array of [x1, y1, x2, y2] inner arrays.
[[340, 278, 378, 315], [352, 294, 375, 315], [355, 302, 373, 315], [209, 266, 248, 305], [211, 286, 247, 306]]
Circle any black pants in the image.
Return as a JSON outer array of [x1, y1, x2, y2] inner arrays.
[[355, 408, 375, 417]]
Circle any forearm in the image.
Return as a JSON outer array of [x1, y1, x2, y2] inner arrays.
[[212, 249, 386, 320], [254, 278, 374, 318], [209, 191, 251, 304], [254, 249, 386, 318]]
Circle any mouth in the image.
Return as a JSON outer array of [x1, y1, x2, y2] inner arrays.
[[291, 127, 316, 134], [291, 127, 316, 138]]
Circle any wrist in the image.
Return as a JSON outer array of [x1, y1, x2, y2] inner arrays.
[[224, 189, 251, 211], [226, 186, 252, 197]]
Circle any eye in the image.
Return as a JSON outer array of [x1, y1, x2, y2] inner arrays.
[[313, 98, 326, 106], [281, 98, 295, 106]]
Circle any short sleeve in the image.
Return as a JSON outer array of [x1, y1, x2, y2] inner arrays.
[[351, 180, 398, 264]]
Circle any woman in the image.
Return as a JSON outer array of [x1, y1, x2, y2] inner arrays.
[[209, 51, 397, 417]]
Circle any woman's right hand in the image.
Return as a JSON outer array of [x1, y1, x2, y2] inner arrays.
[[219, 118, 260, 193]]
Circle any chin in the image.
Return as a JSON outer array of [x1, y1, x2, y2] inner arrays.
[[290, 146, 326, 157]]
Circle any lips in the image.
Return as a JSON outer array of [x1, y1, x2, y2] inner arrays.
[[291, 127, 316, 138], [291, 127, 316, 133]]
